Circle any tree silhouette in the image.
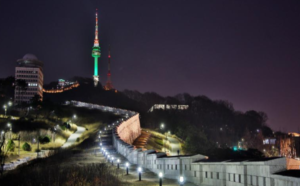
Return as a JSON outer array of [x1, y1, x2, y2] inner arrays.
[[15, 79, 28, 105]]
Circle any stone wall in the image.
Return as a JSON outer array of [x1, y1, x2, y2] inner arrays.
[[72, 101, 300, 186], [116, 114, 141, 144]]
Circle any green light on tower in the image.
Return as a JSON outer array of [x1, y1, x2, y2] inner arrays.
[[92, 9, 101, 86], [92, 47, 100, 76]]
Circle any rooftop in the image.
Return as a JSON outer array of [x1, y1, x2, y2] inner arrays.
[[275, 170, 300, 178]]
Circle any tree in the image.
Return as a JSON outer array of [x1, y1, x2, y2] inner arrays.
[[0, 77, 15, 97], [0, 131, 12, 176], [184, 127, 215, 155], [15, 79, 28, 105], [30, 94, 42, 109]]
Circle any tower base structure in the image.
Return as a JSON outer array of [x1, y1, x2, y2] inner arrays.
[[93, 75, 99, 87]]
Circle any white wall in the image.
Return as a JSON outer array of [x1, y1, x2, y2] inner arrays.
[[72, 101, 300, 186]]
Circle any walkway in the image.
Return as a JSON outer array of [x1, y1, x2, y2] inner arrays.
[[4, 125, 85, 170], [62, 126, 85, 148], [167, 136, 182, 156], [94, 129, 196, 186], [79, 145, 197, 186]]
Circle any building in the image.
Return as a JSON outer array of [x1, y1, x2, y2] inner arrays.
[[15, 54, 43, 104], [148, 104, 189, 112], [58, 79, 76, 88]]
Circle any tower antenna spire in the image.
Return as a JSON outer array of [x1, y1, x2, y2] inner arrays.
[[104, 45, 114, 90], [92, 8, 101, 87]]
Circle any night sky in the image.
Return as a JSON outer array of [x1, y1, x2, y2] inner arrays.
[[1, 0, 300, 132]]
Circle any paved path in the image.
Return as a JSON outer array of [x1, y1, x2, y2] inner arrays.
[[62, 126, 85, 148], [75, 146, 197, 186], [167, 136, 182, 156], [4, 126, 85, 170]]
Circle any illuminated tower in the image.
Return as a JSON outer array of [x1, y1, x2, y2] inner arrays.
[[92, 9, 101, 87], [104, 47, 114, 90]]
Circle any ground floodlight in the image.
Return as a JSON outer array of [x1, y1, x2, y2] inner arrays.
[[179, 176, 184, 186]]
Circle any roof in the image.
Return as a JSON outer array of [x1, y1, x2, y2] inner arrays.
[[195, 157, 281, 163], [274, 170, 300, 178], [17, 53, 43, 69]]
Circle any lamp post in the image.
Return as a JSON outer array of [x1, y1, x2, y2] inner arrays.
[[0, 131, 4, 140], [117, 159, 120, 169], [179, 176, 184, 186], [111, 157, 114, 165], [159, 172, 163, 186], [126, 162, 129, 175], [7, 123, 12, 140], [53, 127, 56, 142], [138, 167, 142, 181], [160, 123, 166, 152], [3, 105, 7, 116], [18, 134, 20, 156]]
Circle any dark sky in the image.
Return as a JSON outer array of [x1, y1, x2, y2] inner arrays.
[[1, 0, 300, 132]]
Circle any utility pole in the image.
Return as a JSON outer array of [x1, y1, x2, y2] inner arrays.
[[37, 131, 40, 158], [18, 135, 20, 156]]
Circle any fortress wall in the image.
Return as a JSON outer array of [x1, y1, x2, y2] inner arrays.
[[72, 101, 300, 186], [116, 114, 141, 144], [112, 112, 300, 186]]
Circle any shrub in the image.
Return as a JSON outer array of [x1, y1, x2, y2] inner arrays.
[[22, 142, 31, 151], [60, 125, 66, 130], [39, 136, 51, 144], [35, 149, 41, 152], [7, 139, 15, 152]]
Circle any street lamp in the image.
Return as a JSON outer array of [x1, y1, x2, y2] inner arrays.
[[159, 172, 163, 186], [138, 167, 142, 181], [111, 157, 114, 165], [117, 159, 120, 169], [8, 101, 12, 107], [73, 114, 77, 119], [3, 105, 7, 116], [179, 176, 184, 186], [7, 123, 12, 139], [0, 131, 4, 140], [160, 123, 166, 152], [52, 127, 56, 142], [126, 162, 129, 175]]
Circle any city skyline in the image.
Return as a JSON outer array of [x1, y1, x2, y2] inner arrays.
[[1, 0, 300, 132]]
